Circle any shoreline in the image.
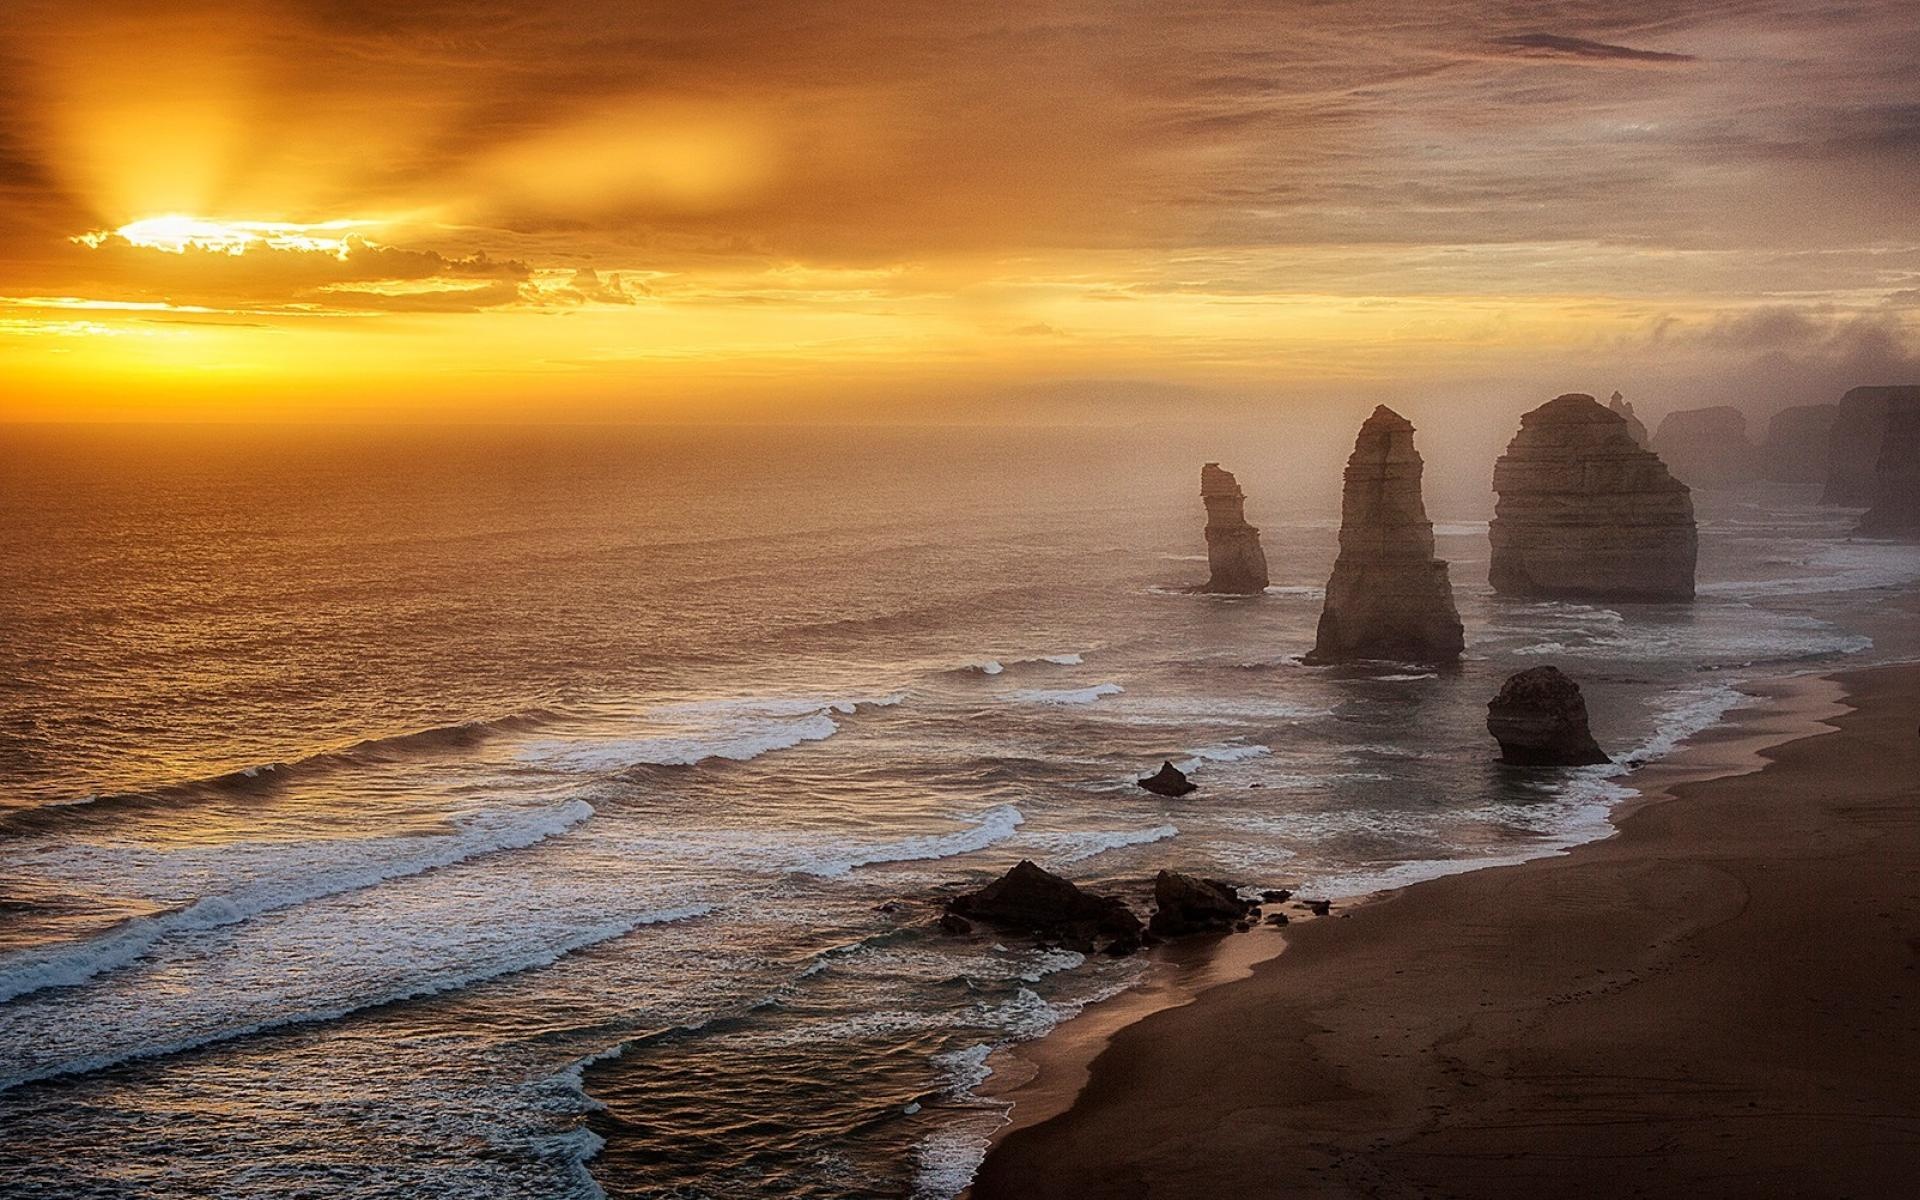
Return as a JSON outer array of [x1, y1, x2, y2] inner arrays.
[[967, 662, 1897, 1194]]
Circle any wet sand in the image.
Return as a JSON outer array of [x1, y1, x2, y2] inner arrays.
[[972, 663, 1920, 1198]]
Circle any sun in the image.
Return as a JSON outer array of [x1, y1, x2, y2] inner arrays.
[[74, 215, 372, 258]]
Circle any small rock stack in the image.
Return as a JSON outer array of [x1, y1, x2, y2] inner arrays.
[[1304, 406, 1464, 665], [1489, 394, 1697, 602], [1199, 463, 1269, 594], [1487, 666, 1610, 766], [1608, 391, 1650, 448]]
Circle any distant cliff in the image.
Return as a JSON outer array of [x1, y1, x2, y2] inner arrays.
[[1651, 405, 1757, 488], [1825, 386, 1919, 506]]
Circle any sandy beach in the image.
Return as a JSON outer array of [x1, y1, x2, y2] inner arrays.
[[973, 662, 1920, 1198]]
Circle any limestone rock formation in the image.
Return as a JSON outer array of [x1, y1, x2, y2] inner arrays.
[[1198, 463, 1269, 594], [1824, 386, 1919, 505], [1858, 392, 1920, 535], [1608, 391, 1650, 448], [1651, 406, 1757, 487], [1486, 666, 1610, 766], [1137, 760, 1197, 797], [945, 860, 1143, 955], [1303, 407, 1464, 665], [1147, 870, 1253, 938], [1759, 404, 1840, 483], [1489, 394, 1697, 602]]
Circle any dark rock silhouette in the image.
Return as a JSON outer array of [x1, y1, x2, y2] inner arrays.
[[1198, 463, 1269, 594], [1489, 394, 1697, 602], [1825, 387, 1919, 506], [1137, 760, 1197, 797], [1651, 406, 1757, 487], [1608, 391, 1650, 448], [1858, 392, 1920, 535], [1487, 665, 1610, 766], [1304, 406, 1464, 665], [1759, 404, 1840, 483], [946, 860, 1143, 955], [1148, 870, 1253, 937]]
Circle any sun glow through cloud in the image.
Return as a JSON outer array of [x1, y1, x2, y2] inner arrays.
[[76, 216, 375, 258]]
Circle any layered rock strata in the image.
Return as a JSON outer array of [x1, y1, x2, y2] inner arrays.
[[1198, 463, 1269, 594], [1304, 407, 1464, 665], [1760, 403, 1840, 483], [1489, 394, 1697, 602], [1486, 666, 1610, 766], [1824, 386, 1919, 505], [1651, 405, 1757, 487], [1858, 392, 1920, 535]]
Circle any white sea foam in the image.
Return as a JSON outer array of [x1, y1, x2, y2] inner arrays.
[[1024, 823, 1178, 864], [0, 903, 712, 1093], [0, 799, 597, 1005], [1174, 743, 1271, 772], [1002, 683, 1123, 705], [798, 805, 1025, 878], [519, 694, 904, 772]]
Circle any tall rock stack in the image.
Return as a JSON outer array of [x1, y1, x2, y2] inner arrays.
[[1857, 393, 1920, 535], [1198, 463, 1269, 594], [1650, 405, 1757, 487], [1608, 391, 1650, 448], [1304, 407, 1464, 665], [1489, 394, 1697, 602], [1824, 386, 1919, 505], [1760, 403, 1840, 483]]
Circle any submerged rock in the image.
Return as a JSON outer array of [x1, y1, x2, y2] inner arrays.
[[1825, 386, 1919, 506], [1858, 392, 1920, 535], [1304, 407, 1464, 665], [1651, 406, 1758, 488], [1137, 760, 1197, 797], [1147, 870, 1253, 937], [1759, 403, 1840, 483], [1487, 665, 1611, 766], [1198, 463, 1270, 594], [1489, 393, 1697, 602], [945, 860, 1143, 954], [1608, 391, 1650, 448]]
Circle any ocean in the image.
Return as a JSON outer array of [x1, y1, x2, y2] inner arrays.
[[1, 422, 1913, 1198]]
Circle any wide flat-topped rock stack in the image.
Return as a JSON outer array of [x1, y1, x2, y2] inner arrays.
[[1198, 462, 1269, 594], [1304, 406, 1464, 665], [1490, 393, 1697, 602], [1651, 405, 1756, 488], [1825, 386, 1919, 505], [1858, 392, 1920, 535]]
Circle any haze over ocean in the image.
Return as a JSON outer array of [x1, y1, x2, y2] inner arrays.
[[2, 424, 1912, 1197]]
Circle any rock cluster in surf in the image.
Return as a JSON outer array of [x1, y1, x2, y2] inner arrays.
[[1824, 386, 1919, 506], [1858, 391, 1920, 535], [1304, 406, 1464, 665], [1608, 391, 1650, 448], [1486, 666, 1610, 766], [1198, 463, 1269, 594], [1651, 406, 1756, 488], [944, 860, 1144, 955], [1147, 871, 1255, 937], [1489, 394, 1697, 602]]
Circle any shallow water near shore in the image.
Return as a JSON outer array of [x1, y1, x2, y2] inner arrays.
[[1, 426, 1914, 1198]]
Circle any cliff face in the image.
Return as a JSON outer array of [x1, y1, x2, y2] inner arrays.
[[1825, 386, 1919, 505], [1650, 405, 1757, 488], [1199, 462, 1269, 594], [1759, 404, 1840, 483], [1490, 394, 1697, 602], [1608, 392, 1650, 448], [1857, 392, 1920, 535], [1304, 407, 1463, 665]]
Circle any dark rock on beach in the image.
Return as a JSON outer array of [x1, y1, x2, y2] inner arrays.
[[1148, 870, 1254, 937], [1137, 760, 1197, 797], [1487, 665, 1611, 766], [946, 860, 1143, 955], [1198, 463, 1269, 594]]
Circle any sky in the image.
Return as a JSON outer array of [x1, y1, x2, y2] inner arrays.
[[1, 0, 1917, 424]]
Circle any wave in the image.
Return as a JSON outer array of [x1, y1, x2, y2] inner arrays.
[[0, 902, 711, 1095], [519, 694, 904, 773], [4, 709, 558, 835], [796, 805, 1025, 878], [0, 799, 595, 1006], [1001, 683, 1123, 706], [947, 653, 1082, 678], [1023, 823, 1178, 865], [1174, 743, 1270, 772]]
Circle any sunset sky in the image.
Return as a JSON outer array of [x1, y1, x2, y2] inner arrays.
[[2, 0, 1916, 422]]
